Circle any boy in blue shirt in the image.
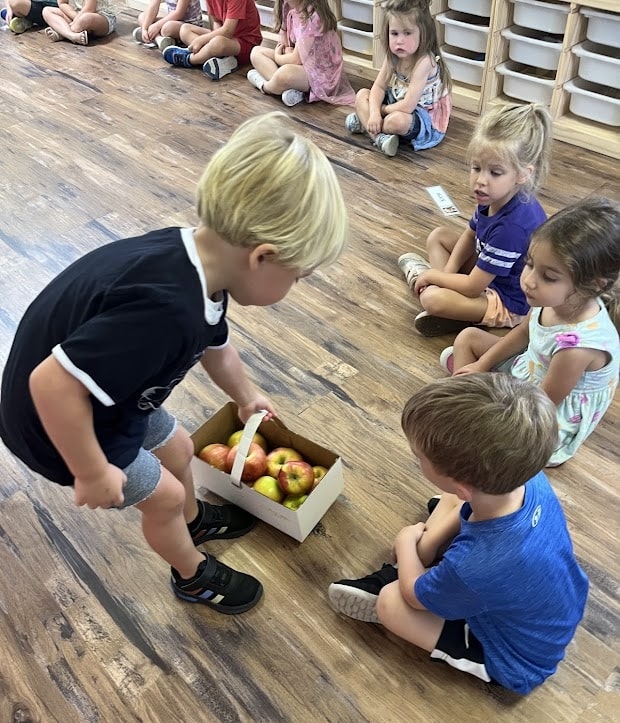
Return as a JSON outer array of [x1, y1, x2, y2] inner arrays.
[[0, 111, 348, 616], [329, 373, 588, 694]]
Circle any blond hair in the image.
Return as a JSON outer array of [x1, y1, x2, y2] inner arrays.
[[197, 112, 347, 270], [401, 374, 558, 494], [468, 103, 552, 195]]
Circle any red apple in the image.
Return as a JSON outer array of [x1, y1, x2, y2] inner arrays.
[[282, 494, 308, 510], [253, 475, 284, 503], [227, 429, 268, 452], [312, 465, 328, 489], [226, 442, 267, 482], [266, 447, 303, 478], [278, 460, 314, 496], [198, 443, 232, 472]]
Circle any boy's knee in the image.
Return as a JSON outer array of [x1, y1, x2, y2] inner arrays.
[[419, 286, 447, 315], [166, 426, 195, 468], [426, 226, 450, 251], [375, 582, 397, 624], [146, 470, 187, 517]]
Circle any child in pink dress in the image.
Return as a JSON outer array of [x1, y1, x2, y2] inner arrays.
[[247, 0, 355, 107]]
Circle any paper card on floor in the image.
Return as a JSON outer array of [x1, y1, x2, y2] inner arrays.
[[426, 185, 461, 216]]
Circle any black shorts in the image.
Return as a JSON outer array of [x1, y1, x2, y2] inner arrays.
[[26, 0, 58, 26], [430, 619, 492, 683]]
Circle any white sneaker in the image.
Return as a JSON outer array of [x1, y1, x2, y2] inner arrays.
[[157, 35, 175, 52], [439, 346, 455, 374], [281, 89, 304, 107], [247, 69, 265, 91], [374, 132, 398, 157], [397, 252, 431, 287], [202, 56, 238, 80]]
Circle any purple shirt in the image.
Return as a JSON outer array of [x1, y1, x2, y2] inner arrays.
[[469, 193, 547, 315]]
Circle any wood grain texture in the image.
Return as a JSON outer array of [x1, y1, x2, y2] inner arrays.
[[0, 9, 618, 722]]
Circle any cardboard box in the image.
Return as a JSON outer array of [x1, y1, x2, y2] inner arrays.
[[191, 403, 344, 542]]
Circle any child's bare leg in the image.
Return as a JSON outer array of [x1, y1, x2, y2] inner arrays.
[[190, 35, 239, 64], [178, 22, 206, 50], [250, 45, 278, 81], [452, 326, 500, 369], [70, 11, 109, 36], [136, 469, 204, 579], [160, 19, 184, 39], [376, 582, 445, 651], [419, 285, 488, 323], [151, 425, 198, 523], [262, 64, 309, 95], [354, 88, 377, 138], [426, 226, 463, 270], [382, 111, 414, 136]]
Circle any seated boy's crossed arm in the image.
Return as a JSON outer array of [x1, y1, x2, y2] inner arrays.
[[416, 493, 463, 567], [392, 522, 430, 610]]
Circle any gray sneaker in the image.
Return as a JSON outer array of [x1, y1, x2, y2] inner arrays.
[[374, 132, 398, 157], [345, 112, 363, 134], [157, 35, 175, 52], [397, 252, 431, 287]]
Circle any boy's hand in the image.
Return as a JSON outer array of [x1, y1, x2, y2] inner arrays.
[[392, 522, 426, 560], [237, 396, 277, 424], [74, 463, 126, 509]]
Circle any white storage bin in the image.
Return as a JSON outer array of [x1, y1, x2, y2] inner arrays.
[[572, 41, 620, 91], [441, 45, 485, 86], [256, 3, 274, 28], [509, 0, 570, 36], [337, 19, 373, 56], [564, 78, 620, 127], [501, 26, 563, 71], [448, 0, 492, 17], [496, 61, 555, 105], [341, 0, 373, 25], [580, 8, 620, 50], [436, 12, 490, 54]]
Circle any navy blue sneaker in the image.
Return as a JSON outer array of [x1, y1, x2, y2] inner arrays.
[[163, 46, 193, 67], [188, 499, 256, 544], [171, 555, 263, 614]]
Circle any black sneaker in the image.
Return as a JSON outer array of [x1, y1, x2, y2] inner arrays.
[[414, 311, 472, 337], [171, 555, 263, 614], [328, 563, 398, 623], [427, 495, 441, 516], [189, 499, 256, 545]]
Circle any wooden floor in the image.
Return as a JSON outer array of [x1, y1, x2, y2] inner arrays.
[[0, 10, 619, 723]]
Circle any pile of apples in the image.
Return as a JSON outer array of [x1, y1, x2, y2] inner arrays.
[[198, 430, 328, 510]]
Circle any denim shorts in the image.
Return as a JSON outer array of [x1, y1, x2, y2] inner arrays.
[[118, 407, 177, 508]]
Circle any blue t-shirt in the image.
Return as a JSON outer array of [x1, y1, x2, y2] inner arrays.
[[415, 472, 589, 694], [469, 193, 547, 315]]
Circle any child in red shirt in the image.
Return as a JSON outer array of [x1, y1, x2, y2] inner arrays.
[[163, 0, 262, 79]]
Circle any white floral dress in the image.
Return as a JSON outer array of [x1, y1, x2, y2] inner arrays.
[[497, 300, 619, 465]]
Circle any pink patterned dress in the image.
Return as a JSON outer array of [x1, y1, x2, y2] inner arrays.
[[285, 5, 355, 105]]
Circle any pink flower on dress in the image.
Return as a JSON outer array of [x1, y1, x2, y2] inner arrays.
[[555, 332, 580, 348], [568, 414, 582, 423]]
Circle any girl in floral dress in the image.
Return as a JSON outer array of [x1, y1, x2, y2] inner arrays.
[[441, 197, 620, 466], [246, 0, 355, 107]]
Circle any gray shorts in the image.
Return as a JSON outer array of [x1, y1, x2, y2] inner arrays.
[[118, 407, 177, 508]]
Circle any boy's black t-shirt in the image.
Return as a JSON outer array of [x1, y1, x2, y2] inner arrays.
[[0, 227, 229, 485]]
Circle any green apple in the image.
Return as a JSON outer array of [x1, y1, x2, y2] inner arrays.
[[282, 494, 308, 510], [312, 465, 328, 489], [252, 475, 284, 503], [227, 430, 268, 452]]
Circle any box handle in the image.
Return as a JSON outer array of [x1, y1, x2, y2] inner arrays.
[[229, 409, 268, 488]]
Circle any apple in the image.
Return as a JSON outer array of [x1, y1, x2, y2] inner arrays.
[[266, 447, 303, 478], [282, 494, 308, 510], [278, 460, 314, 496], [226, 442, 267, 482], [253, 475, 284, 503], [312, 465, 328, 489], [227, 429, 268, 452], [198, 443, 231, 472]]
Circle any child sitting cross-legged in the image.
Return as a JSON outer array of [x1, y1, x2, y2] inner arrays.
[[329, 373, 589, 695], [162, 0, 262, 80]]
